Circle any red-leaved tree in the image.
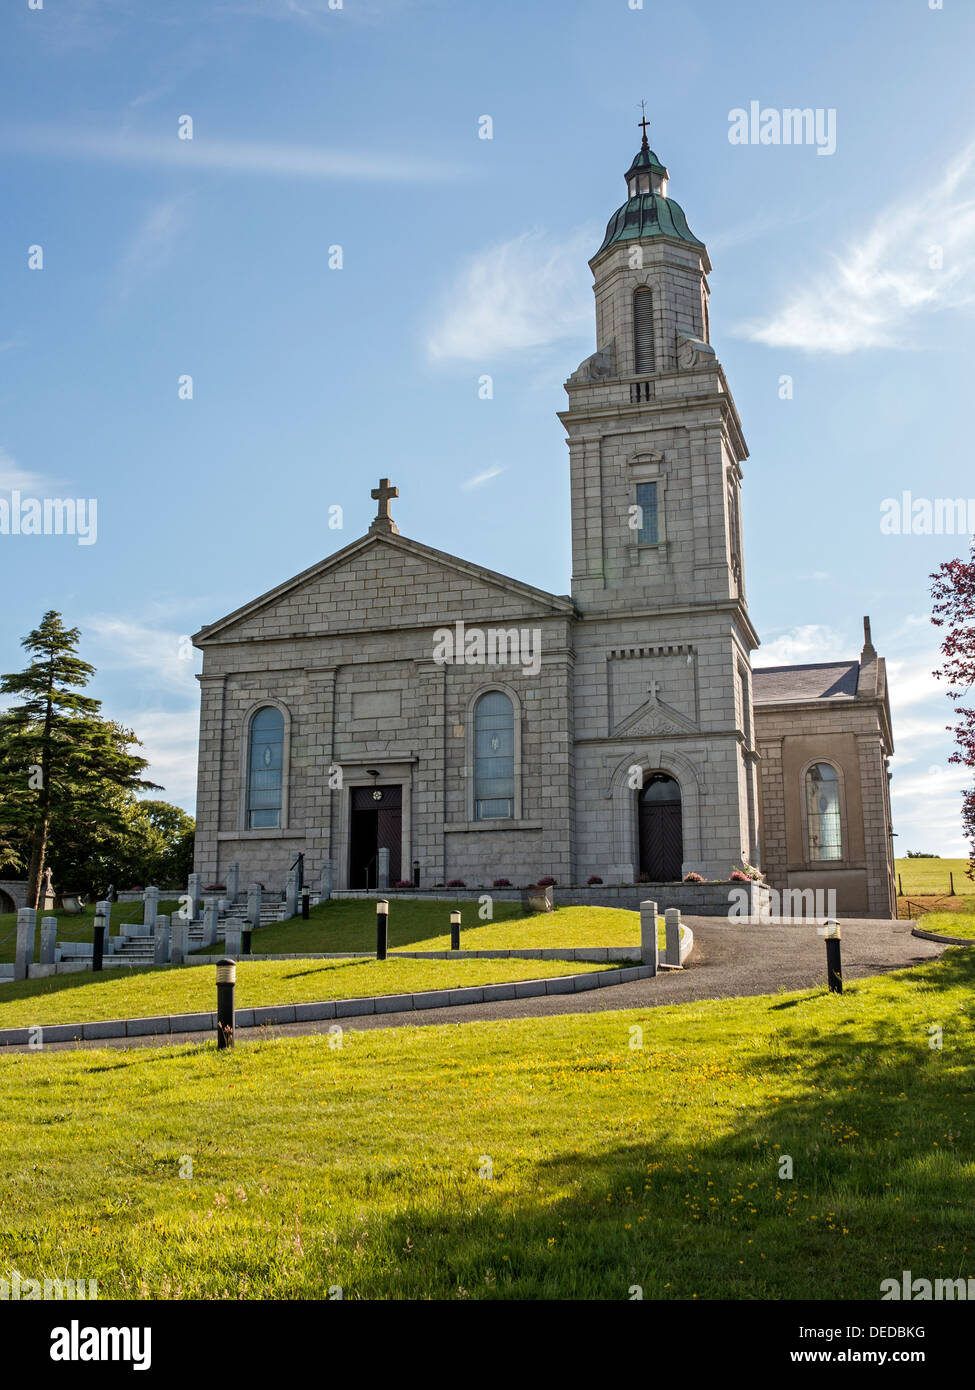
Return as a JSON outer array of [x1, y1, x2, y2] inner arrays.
[[931, 536, 975, 880]]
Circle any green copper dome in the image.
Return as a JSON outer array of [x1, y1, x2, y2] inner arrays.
[[596, 139, 705, 257]]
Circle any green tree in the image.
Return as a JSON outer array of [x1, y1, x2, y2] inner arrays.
[[0, 612, 160, 907]]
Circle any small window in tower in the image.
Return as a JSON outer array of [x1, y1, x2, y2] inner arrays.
[[633, 288, 655, 374], [636, 482, 659, 545]]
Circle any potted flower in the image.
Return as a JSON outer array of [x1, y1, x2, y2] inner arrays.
[[446, 879, 466, 888], [493, 878, 512, 887], [683, 872, 704, 884], [587, 875, 603, 885], [537, 876, 556, 887]]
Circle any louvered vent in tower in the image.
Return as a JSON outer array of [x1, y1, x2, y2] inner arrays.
[[633, 288, 655, 374]]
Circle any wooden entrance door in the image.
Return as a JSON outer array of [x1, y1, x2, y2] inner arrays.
[[638, 774, 683, 881], [349, 785, 402, 888]]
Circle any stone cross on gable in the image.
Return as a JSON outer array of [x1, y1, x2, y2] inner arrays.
[[647, 677, 661, 705], [369, 477, 400, 536]]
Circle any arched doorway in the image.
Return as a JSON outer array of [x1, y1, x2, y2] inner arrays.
[[638, 773, 683, 880]]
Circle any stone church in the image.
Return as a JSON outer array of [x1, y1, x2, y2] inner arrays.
[[192, 132, 897, 918]]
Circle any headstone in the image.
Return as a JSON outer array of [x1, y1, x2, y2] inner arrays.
[[321, 858, 334, 900], [202, 901, 218, 950], [285, 868, 299, 918], [226, 861, 240, 902], [224, 924, 242, 958], [143, 886, 159, 931], [40, 916, 58, 965], [377, 848, 390, 892], [15, 907, 36, 982], [247, 883, 261, 928], [187, 873, 202, 921], [41, 866, 55, 910], [664, 908, 682, 967], [171, 916, 188, 966], [639, 900, 658, 974], [154, 915, 171, 965]]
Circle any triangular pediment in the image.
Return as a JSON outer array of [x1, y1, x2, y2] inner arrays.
[[193, 531, 575, 644], [613, 696, 699, 739]]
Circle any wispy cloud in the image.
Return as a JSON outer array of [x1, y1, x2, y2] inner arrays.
[[83, 614, 202, 696], [2, 125, 458, 183], [754, 623, 850, 667], [738, 141, 975, 353], [0, 446, 57, 496], [426, 227, 595, 362], [124, 709, 201, 809], [462, 465, 504, 491], [115, 196, 189, 299]]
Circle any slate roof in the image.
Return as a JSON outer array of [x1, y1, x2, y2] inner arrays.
[[752, 661, 861, 705]]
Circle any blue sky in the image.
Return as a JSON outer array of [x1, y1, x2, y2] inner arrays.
[[2, 0, 975, 856]]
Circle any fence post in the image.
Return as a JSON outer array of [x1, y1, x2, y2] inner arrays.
[[640, 900, 658, 975], [171, 915, 188, 966], [187, 872, 202, 920], [143, 885, 159, 937], [202, 901, 219, 950], [40, 916, 58, 966], [285, 868, 299, 918], [154, 915, 171, 965], [15, 907, 36, 982], [664, 908, 682, 967], [247, 883, 261, 929]]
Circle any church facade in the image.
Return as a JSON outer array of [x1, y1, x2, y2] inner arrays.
[[192, 135, 897, 917]]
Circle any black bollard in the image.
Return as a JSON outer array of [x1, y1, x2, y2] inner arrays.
[[92, 908, 106, 973], [376, 898, 389, 960], [241, 928, 252, 956], [216, 958, 236, 1049], [819, 920, 843, 994], [450, 908, 461, 952], [412, 859, 420, 889], [301, 886, 310, 920]]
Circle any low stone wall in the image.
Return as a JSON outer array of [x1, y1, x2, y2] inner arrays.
[[0, 962, 656, 1047], [331, 881, 767, 917]]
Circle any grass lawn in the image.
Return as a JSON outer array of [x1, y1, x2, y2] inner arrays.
[[895, 856, 974, 897], [0, 957, 615, 1030], [0, 900, 182, 965], [0, 949, 971, 1299], [916, 910, 975, 941], [198, 900, 648, 956]]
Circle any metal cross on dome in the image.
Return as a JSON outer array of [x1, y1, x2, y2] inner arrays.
[[638, 101, 651, 146]]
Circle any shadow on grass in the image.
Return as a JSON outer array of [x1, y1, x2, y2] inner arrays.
[[359, 958, 975, 1298]]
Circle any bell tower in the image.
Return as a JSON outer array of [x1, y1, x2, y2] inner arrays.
[[563, 123, 761, 882]]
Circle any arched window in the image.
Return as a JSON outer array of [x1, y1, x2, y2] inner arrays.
[[474, 691, 514, 820], [805, 763, 842, 861], [247, 706, 284, 829], [633, 287, 655, 374]]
